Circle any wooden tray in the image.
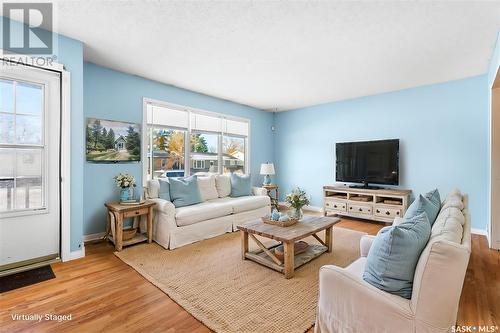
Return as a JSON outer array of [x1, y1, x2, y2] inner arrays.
[[274, 241, 309, 261], [262, 217, 298, 227]]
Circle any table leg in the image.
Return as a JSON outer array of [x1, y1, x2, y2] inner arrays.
[[103, 211, 112, 241], [325, 226, 333, 253], [241, 231, 249, 260], [284, 241, 295, 279], [115, 213, 123, 251], [147, 206, 153, 243]]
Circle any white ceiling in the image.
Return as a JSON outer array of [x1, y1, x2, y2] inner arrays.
[[44, 1, 500, 110]]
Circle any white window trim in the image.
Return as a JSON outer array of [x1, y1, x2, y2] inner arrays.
[[142, 98, 251, 185], [1, 50, 73, 262]]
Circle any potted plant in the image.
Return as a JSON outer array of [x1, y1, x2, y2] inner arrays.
[[114, 173, 137, 202], [285, 187, 310, 220]]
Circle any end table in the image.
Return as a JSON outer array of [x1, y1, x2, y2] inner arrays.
[[104, 201, 156, 251], [262, 184, 280, 211]]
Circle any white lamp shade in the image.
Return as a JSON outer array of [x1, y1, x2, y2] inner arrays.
[[260, 163, 275, 175]]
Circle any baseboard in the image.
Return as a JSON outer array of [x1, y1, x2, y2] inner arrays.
[[471, 228, 488, 236], [84, 232, 106, 242], [66, 246, 85, 261], [278, 202, 324, 213]]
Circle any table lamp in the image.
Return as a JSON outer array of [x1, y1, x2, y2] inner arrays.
[[260, 162, 275, 185]]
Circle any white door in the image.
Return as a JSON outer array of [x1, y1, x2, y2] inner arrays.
[[0, 63, 61, 272]]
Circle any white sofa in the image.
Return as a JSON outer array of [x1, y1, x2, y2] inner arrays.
[[144, 175, 271, 249], [315, 190, 472, 333]]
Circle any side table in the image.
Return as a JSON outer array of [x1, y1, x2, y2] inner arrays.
[[262, 184, 280, 211], [104, 201, 156, 251]]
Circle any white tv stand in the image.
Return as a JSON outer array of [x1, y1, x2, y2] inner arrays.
[[323, 185, 411, 224]]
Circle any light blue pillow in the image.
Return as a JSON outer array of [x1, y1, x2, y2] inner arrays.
[[169, 175, 202, 208], [230, 173, 252, 197], [363, 212, 431, 299], [424, 188, 441, 210], [405, 194, 440, 225], [158, 178, 171, 201]]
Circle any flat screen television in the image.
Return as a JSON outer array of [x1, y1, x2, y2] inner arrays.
[[335, 139, 399, 188], [86, 118, 141, 162]]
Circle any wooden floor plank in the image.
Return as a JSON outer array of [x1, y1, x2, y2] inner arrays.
[[0, 217, 498, 332]]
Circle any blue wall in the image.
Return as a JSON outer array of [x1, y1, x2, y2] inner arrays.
[[0, 17, 85, 252], [274, 75, 490, 230], [83, 63, 274, 235]]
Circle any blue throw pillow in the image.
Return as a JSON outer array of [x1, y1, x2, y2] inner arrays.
[[363, 212, 431, 299], [424, 188, 441, 210], [230, 173, 252, 197], [169, 175, 202, 208], [158, 178, 171, 201], [405, 194, 440, 226]]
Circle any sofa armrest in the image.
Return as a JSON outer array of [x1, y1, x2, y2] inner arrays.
[[316, 265, 413, 332], [252, 186, 268, 196], [145, 198, 177, 249], [360, 235, 376, 257]]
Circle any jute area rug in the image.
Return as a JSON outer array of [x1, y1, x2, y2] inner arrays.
[[115, 227, 366, 333]]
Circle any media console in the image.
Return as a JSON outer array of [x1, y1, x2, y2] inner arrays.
[[323, 185, 411, 224]]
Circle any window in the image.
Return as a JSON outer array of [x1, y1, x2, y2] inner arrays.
[[145, 101, 249, 180], [0, 79, 45, 212]]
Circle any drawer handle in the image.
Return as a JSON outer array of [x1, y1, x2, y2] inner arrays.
[[385, 211, 390, 215], [376, 209, 380, 213], [135, 211, 140, 215], [396, 211, 400, 215], [333, 205, 337, 208], [326, 203, 329, 206], [358, 208, 363, 212], [350, 207, 353, 210]]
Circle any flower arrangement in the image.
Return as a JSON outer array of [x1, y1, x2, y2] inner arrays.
[[285, 187, 310, 220], [113, 173, 136, 189], [285, 187, 310, 209]]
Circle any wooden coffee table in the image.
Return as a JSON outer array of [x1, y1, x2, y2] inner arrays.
[[237, 215, 340, 278]]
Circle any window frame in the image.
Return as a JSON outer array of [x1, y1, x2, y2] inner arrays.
[[0, 77, 49, 216], [142, 98, 250, 184]]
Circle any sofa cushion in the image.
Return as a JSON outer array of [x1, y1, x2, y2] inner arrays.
[[405, 194, 440, 226], [230, 173, 252, 197], [147, 179, 160, 199], [169, 175, 203, 208], [214, 195, 270, 213], [215, 175, 231, 198], [441, 190, 464, 211], [158, 178, 171, 201], [197, 175, 219, 201], [175, 200, 234, 227], [431, 207, 464, 243], [363, 212, 431, 299]]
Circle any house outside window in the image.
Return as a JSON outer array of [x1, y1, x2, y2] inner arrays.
[[144, 100, 249, 180]]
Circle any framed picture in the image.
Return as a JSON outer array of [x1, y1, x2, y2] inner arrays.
[[86, 118, 141, 162]]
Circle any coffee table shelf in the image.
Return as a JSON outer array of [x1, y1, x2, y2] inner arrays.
[[238, 215, 340, 278]]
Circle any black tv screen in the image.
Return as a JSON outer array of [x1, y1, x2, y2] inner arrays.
[[336, 139, 399, 185]]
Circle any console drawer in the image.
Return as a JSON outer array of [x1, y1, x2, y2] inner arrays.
[[348, 203, 372, 215], [374, 206, 402, 219], [325, 199, 347, 212], [123, 207, 149, 218]]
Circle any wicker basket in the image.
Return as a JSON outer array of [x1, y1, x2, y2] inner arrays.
[[262, 217, 298, 227], [122, 228, 137, 241]]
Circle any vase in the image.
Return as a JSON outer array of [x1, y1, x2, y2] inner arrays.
[[120, 187, 130, 202], [291, 207, 304, 220]]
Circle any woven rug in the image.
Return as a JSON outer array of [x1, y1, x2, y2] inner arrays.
[[115, 227, 366, 333]]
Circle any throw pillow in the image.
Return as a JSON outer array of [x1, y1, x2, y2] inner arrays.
[[405, 194, 440, 226], [424, 188, 441, 210], [169, 175, 202, 208], [158, 178, 171, 201], [363, 212, 431, 299], [197, 176, 219, 201], [230, 173, 252, 197], [215, 175, 231, 198]]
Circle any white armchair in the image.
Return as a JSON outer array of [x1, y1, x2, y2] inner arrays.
[[316, 195, 471, 333]]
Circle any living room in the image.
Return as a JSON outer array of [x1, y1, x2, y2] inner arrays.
[[1, 1, 499, 332]]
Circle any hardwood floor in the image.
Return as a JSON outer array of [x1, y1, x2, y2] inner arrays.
[[0, 218, 498, 332]]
